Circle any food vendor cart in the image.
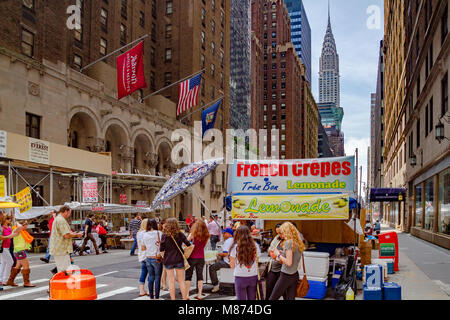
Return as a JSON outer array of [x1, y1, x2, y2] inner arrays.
[[229, 156, 363, 299]]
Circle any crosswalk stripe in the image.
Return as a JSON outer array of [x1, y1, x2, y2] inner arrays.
[[0, 285, 50, 300], [97, 287, 135, 300], [33, 284, 108, 300], [96, 271, 118, 278], [0, 279, 49, 292]]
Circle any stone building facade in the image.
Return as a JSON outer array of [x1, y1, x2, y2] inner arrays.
[[403, 0, 449, 249], [383, 0, 407, 230], [0, 0, 230, 223]]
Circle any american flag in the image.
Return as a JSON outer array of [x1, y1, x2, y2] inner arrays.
[[177, 73, 202, 116]]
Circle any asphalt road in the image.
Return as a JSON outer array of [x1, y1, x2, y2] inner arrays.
[[0, 250, 235, 301], [1, 227, 448, 300]]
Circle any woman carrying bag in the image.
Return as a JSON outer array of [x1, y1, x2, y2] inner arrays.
[[268, 222, 305, 300], [265, 223, 285, 300], [136, 218, 149, 297], [7, 221, 36, 287], [229, 225, 261, 300], [184, 220, 209, 300], [159, 218, 193, 300], [142, 219, 164, 300]]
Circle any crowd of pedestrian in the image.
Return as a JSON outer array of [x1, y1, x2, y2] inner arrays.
[[1, 207, 307, 301]]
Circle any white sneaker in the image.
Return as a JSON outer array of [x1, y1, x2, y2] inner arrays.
[[211, 285, 220, 293]]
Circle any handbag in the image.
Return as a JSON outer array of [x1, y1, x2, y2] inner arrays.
[[171, 235, 191, 271], [296, 252, 310, 298], [156, 231, 163, 263], [183, 242, 195, 260]]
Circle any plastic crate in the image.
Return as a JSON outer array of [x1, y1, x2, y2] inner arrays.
[[304, 276, 328, 299], [383, 282, 401, 300], [363, 285, 383, 300]]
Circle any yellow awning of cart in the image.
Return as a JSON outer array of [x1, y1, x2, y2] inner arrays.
[[0, 202, 20, 209]]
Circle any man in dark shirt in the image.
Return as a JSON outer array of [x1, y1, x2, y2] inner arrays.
[[79, 213, 100, 255], [129, 214, 142, 256]]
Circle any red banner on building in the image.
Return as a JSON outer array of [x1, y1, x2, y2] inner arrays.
[[120, 194, 127, 204], [116, 41, 147, 100]]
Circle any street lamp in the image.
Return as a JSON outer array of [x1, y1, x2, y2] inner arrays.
[[435, 119, 445, 143], [410, 154, 417, 167]]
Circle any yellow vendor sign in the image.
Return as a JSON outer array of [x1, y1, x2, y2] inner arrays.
[[232, 194, 349, 220], [15, 187, 33, 213], [0, 175, 6, 197]]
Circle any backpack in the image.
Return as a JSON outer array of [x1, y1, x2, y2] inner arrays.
[[96, 225, 107, 235]]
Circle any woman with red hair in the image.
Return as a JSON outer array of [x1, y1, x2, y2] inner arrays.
[[184, 220, 210, 300]]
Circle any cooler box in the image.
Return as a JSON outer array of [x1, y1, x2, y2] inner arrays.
[[364, 264, 384, 289], [304, 276, 328, 300], [383, 282, 401, 300], [298, 251, 330, 278], [363, 285, 383, 300]]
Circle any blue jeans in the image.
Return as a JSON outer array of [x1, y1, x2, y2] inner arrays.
[[45, 247, 51, 261], [210, 235, 220, 251], [145, 258, 162, 299], [139, 261, 148, 285], [130, 235, 138, 255]]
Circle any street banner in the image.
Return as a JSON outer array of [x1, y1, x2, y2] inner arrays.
[[0, 175, 6, 198], [202, 99, 221, 137], [231, 156, 355, 194], [116, 41, 147, 100], [82, 178, 98, 203], [231, 194, 349, 220], [120, 193, 127, 204], [15, 187, 32, 213]]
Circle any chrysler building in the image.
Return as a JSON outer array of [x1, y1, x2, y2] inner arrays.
[[319, 4, 340, 107]]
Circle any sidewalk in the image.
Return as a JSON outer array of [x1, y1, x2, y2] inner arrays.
[[369, 225, 449, 300]]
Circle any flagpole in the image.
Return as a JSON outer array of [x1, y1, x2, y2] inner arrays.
[[178, 96, 224, 122], [80, 34, 149, 73], [140, 69, 205, 102]]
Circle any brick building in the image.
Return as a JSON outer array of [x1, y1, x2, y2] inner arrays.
[[250, 0, 318, 160], [0, 0, 230, 225]]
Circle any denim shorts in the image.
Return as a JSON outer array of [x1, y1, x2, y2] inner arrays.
[[164, 262, 185, 270], [15, 250, 28, 260]]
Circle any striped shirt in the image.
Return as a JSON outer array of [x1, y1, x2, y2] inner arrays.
[[129, 219, 141, 236]]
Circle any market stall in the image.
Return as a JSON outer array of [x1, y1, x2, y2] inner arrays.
[[229, 156, 364, 299]]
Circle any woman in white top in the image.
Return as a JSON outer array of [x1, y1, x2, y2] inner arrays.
[[229, 225, 261, 300], [136, 218, 149, 297], [142, 219, 163, 300]]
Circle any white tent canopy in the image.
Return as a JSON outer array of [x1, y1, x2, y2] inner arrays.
[[14, 202, 153, 220]]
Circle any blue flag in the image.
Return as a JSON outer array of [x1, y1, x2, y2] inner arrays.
[[202, 100, 221, 137]]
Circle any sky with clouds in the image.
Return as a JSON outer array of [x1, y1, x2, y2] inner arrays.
[[303, 0, 384, 197]]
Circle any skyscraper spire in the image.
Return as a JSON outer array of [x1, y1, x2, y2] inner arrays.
[[319, 0, 340, 107], [328, 0, 330, 25]]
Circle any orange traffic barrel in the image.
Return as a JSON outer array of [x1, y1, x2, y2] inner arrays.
[[50, 269, 97, 300]]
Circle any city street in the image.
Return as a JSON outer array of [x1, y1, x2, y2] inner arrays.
[[0, 250, 236, 301], [1, 227, 448, 301]]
